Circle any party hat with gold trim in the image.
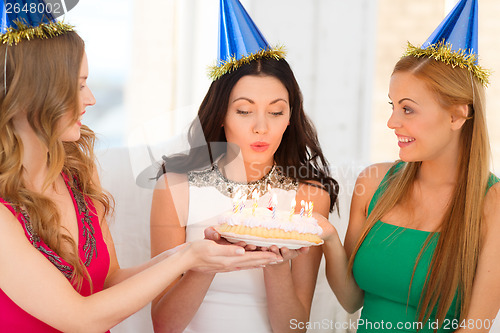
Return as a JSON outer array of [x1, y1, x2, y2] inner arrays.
[[0, 0, 73, 45], [404, 0, 489, 86], [208, 0, 285, 80]]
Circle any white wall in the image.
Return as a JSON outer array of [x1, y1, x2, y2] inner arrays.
[[125, 0, 377, 169]]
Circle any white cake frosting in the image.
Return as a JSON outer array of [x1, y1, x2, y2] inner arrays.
[[218, 207, 322, 235]]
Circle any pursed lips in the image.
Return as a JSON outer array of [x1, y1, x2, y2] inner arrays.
[[250, 141, 270, 152]]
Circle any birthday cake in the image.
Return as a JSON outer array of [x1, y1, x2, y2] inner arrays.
[[217, 206, 323, 248]]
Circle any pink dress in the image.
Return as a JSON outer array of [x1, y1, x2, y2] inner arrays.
[[0, 174, 110, 332]]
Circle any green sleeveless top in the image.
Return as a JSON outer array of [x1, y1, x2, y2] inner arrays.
[[352, 162, 499, 332]]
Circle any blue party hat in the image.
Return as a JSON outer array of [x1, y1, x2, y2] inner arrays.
[[0, 0, 73, 45], [404, 0, 489, 86], [209, 0, 285, 80]]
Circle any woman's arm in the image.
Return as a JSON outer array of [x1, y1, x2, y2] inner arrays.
[[322, 163, 392, 313], [0, 168, 280, 333], [149, 173, 218, 333], [262, 183, 329, 333], [91, 168, 170, 288], [102, 215, 185, 288], [100, 215, 177, 288], [455, 182, 500, 332], [0, 203, 277, 333], [93, 168, 218, 289]]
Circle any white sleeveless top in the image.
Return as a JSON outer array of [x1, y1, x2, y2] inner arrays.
[[184, 162, 297, 333]]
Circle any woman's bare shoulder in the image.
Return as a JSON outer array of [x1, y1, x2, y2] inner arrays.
[[155, 172, 189, 190], [356, 162, 395, 194]]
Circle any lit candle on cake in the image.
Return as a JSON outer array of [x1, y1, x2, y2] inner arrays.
[[289, 198, 296, 221], [267, 184, 273, 209], [300, 200, 305, 217], [272, 193, 278, 219], [233, 190, 242, 213], [252, 189, 259, 216], [307, 201, 314, 217]]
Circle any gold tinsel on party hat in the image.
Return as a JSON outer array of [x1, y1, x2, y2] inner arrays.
[[404, 41, 490, 86], [1, 19, 74, 45], [208, 45, 286, 81]]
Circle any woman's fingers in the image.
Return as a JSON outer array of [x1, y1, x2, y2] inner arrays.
[[276, 246, 309, 262], [204, 227, 237, 246], [204, 226, 221, 241], [185, 239, 326, 273], [313, 213, 336, 241], [188, 240, 284, 273], [268, 245, 281, 256], [244, 244, 257, 251], [298, 246, 310, 254]]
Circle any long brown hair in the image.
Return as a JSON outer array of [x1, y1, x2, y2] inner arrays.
[[159, 58, 338, 212], [349, 55, 490, 326], [0, 31, 113, 290]]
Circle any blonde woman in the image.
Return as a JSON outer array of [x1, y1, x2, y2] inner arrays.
[[320, 52, 499, 333], [319, 2, 499, 330], [0, 27, 280, 333]]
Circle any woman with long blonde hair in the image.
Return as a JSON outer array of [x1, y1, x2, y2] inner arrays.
[[319, 1, 500, 331], [0, 15, 280, 333]]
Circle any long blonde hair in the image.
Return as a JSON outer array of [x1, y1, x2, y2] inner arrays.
[[349, 56, 490, 325], [0, 31, 113, 290]]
